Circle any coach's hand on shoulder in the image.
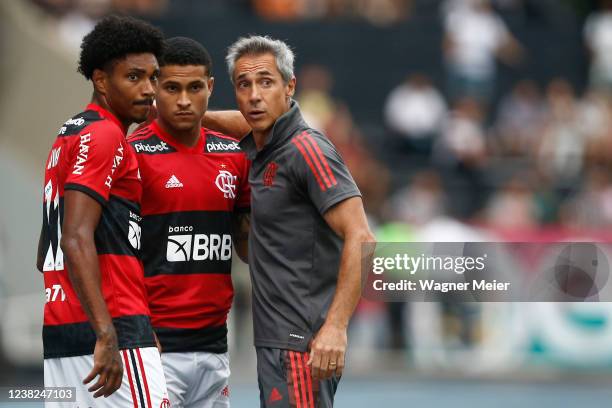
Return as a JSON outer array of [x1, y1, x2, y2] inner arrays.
[[307, 323, 347, 381], [83, 328, 124, 398]]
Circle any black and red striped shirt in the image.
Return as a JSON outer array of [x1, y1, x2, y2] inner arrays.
[[238, 101, 361, 351], [39, 103, 155, 359], [128, 120, 250, 353]]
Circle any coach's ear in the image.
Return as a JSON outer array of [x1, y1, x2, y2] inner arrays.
[[286, 76, 296, 99], [92, 68, 107, 96]]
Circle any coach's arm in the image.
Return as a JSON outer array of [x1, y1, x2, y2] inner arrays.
[[308, 196, 375, 380], [202, 110, 251, 140], [60, 190, 123, 398]]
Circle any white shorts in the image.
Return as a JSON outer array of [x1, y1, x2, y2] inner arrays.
[[44, 347, 170, 408], [161, 351, 230, 408]]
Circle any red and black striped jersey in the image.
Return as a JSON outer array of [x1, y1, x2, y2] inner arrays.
[[128, 120, 250, 353], [39, 103, 155, 359]]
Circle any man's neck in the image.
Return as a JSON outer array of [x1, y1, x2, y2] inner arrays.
[[158, 118, 200, 148], [253, 129, 269, 151], [91, 93, 130, 131]]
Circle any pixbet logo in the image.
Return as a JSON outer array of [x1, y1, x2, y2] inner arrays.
[[133, 141, 169, 153], [166, 226, 232, 262], [207, 141, 240, 152]]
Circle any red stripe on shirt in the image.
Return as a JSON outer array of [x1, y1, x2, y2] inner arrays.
[[297, 133, 332, 188], [292, 138, 327, 191], [301, 132, 337, 186]]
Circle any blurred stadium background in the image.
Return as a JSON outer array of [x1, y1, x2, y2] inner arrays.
[[2, 0, 612, 406]]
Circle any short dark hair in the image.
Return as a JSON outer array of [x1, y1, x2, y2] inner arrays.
[[78, 15, 164, 80], [160, 37, 213, 76]]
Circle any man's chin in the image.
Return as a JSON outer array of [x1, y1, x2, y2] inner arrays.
[[170, 121, 199, 132]]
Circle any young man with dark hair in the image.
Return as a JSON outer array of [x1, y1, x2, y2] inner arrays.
[[37, 15, 170, 407], [225, 35, 376, 408], [128, 37, 250, 408]]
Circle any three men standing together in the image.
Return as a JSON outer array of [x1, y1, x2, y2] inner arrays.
[[39, 15, 374, 408]]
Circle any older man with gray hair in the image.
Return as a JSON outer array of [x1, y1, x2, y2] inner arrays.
[[224, 35, 375, 408]]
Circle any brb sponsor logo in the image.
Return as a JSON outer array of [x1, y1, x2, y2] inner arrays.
[[207, 141, 240, 152], [128, 212, 142, 250], [133, 140, 169, 153], [166, 225, 231, 262]]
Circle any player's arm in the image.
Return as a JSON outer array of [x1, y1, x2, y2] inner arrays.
[[60, 190, 123, 398], [308, 196, 375, 380], [202, 110, 251, 140], [231, 211, 250, 264]]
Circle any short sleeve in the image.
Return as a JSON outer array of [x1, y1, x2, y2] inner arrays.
[[235, 156, 251, 212], [291, 130, 361, 215], [64, 122, 125, 205]]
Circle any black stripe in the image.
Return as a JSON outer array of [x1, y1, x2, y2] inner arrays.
[[234, 206, 250, 214], [154, 324, 228, 353], [64, 183, 107, 206], [141, 211, 233, 277], [94, 195, 141, 256], [129, 349, 147, 408], [43, 315, 155, 359]]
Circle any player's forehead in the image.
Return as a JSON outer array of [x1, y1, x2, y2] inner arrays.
[[112, 52, 159, 73], [159, 64, 208, 82], [234, 53, 281, 80]]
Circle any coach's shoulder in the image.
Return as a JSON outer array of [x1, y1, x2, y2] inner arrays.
[[289, 127, 338, 157]]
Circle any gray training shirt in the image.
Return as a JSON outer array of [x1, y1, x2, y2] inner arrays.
[[239, 101, 361, 351]]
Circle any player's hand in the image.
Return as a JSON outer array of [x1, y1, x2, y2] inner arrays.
[[307, 323, 347, 380], [153, 331, 162, 354], [83, 330, 123, 398]]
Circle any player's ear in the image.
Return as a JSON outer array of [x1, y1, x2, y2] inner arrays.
[[207, 76, 215, 95], [92, 68, 107, 96], [286, 76, 296, 98]]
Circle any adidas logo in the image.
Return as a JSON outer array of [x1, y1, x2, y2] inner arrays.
[[165, 175, 183, 189]]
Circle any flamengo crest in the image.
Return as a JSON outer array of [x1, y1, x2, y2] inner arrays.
[[215, 169, 237, 199]]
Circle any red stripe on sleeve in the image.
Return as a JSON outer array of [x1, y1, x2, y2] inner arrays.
[[292, 138, 327, 191], [301, 132, 337, 186], [297, 133, 332, 188], [122, 350, 138, 408], [136, 348, 153, 408]]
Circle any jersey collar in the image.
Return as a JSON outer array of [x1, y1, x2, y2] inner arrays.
[[239, 99, 307, 160], [85, 103, 127, 134], [151, 119, 205, 154]]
